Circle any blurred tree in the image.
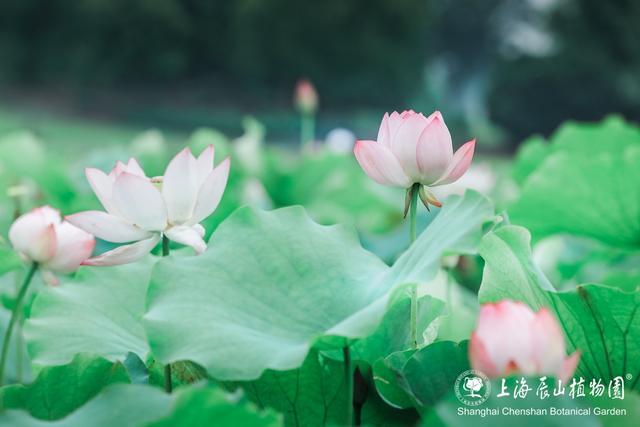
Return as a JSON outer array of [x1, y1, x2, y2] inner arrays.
[[489, 0, 640, 144], [225, 0, 428, 105], [0, 0, 428, 106], [0, 0, 193, 83], [1, 0, 637, 147], [412, 0, 506, 148]]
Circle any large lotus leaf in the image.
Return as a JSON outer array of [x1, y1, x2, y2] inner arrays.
[[240, 347, 418, 427], [144, 191, 494, 381], [146, 384, 282, 427], [0, 354, 129, 420], [531, 235, 640, 292], [145, 205, 389, 381], [373, 350, 417, 409], [478, 225, 640, 390], [24, 258, 156, 366], [360, 386, 419, 427], [511, 135, 549, 185], [399, 341, 470, 409], [0, 384, 170, 427], [373, 341, 469, 411], [511, 116, 640, 186], [0, 383, 280, 427], [240, 348, 349, 427], [550, 115, 640, 155], [509, 118, 640, 247]]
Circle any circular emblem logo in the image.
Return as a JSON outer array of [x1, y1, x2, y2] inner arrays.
[[454, 369, 491, 406]]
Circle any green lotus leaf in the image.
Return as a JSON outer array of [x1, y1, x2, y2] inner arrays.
[[0, 354, 129, 420], [144, 191, 494, 381], [24, 258, 156, 366], [509, 117, 640, 247]]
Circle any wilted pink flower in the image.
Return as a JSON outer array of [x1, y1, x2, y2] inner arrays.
[[9, 206, 95, 284], [470, 300, 580, 383], [294, 79, 318, 114], [354, 110, 475, 208], [67, 146, 230, 266]]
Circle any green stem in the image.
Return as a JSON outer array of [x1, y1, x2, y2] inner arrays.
[[343, 345, 353, 426], [410, 284, 418, 349], [164, 364, 172, 393], [15, 317, 24, 383], [409, 184, 419, 244], [162, 234, 170, 257], [300, 113, 315, 151], [408, 184, 419, 348], [161, 235, 172, 393], [0, 262, 37, 386]]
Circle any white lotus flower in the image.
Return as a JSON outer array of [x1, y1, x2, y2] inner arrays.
[[67, 146, 230, 266]]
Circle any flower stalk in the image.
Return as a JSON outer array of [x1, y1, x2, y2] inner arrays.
[[300, 113, 315, 151], [343, 345, 353, 426], [161, 234, 172, 393], [0, 262, 38, 386], [408, 183, 419, 349]]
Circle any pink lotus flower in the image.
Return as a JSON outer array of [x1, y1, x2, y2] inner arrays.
[[294, 79, 319, 114], [9, 206, 95, 284], [354, 110, 475, 208], [67, 146, 230, 266], [470, 300, 580, 383]]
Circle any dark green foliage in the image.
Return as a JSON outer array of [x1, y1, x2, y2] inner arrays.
[[489, 0, 640, 143], [0, 0, 428, 105]]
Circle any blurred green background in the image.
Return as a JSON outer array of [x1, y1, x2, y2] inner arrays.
[[0, 0, 638, 149]]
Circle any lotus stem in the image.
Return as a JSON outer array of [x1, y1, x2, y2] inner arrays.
[[0, 262, 38, 386], [343, 345, 353, 426], [409, 184, 419, 244], [408, 183, 419, 349], [300, 113, 315, 151], [161, 234, 172, 393]]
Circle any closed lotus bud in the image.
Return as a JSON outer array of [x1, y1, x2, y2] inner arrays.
[[9, 206, 95, 283], [294, 79, 319, 114], [470, 300, 580, 383]]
